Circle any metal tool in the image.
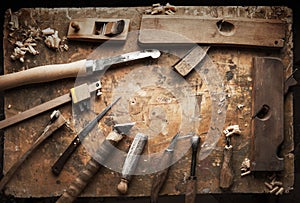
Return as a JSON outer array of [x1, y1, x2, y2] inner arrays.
[[0, 110, 67, 191], [117, 132, 148, 194], [185, 135, 200, 203], [0, 81, 101, 130], [55, 122, 134, 203], [51, 96, 121, 176], [150, 132, 180, 203], [0, 49, 161, 91], [219, 125, 241, 190]]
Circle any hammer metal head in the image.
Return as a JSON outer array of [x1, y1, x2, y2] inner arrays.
[[113, 122, 135, 135]]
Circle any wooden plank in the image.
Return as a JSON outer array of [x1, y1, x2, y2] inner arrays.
[[250, 57, 284, 171], [139, 15, 286, 48]]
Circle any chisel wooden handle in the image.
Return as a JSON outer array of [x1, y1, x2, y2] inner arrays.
[[150, 151, 173, 203], [219, 145, 233, 189], [0, 59, 86, 91]]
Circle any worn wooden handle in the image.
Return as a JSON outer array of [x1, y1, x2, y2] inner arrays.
[[185, 178, 197, 203], [219, 145, 233, 189], [0, 59, 86, 91], [150, 152, 173, 203], [56, 139, 119, 203]]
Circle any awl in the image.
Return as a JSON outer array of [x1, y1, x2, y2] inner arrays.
[[0, 49, 161, 91], [51, 96, 121, 176]]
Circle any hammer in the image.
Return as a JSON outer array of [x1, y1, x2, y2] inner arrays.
[[56, 122, 135, 203]]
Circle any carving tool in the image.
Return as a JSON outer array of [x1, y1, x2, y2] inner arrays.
[[219, 125, 241, 190], [0, 49, 161, 91], [185, 135, 200, 203], [0, 81, 101, 130], [150, 132, 179, 203], [0, 110, 67, 191], [117, 132, 148, 194], [55, 122, 134, 203], [51, 96, 121, 176]]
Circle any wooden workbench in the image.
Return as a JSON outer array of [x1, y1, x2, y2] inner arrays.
[[1, 6, 294, 198]]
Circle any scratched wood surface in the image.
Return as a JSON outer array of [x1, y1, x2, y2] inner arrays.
[[1, 6, 293, 198]]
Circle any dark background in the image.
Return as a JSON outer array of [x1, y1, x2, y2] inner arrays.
[[0, 1, 299, 202]]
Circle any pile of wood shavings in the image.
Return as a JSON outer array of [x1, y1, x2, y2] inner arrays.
[[8, 10, 68, 63]]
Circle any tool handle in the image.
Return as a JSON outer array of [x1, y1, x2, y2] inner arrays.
[[185, 178, 197, 203], [150, 151, 173, 203], [56, 139, 119, 203], [219, 145, 234, 189], [51, 135, 81, 176], [0, 59, 86, 91], [56, 157, 101, 203]]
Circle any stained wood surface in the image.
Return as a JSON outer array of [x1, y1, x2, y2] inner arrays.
[[139, 15, 286, 47], [1, 6, 294, 198], [251, 57, 284, 171]]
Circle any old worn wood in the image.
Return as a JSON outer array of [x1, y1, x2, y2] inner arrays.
[[139, 15, 286, 47], [0, 111, 66, 191], [250, 57, 284, 171], [67, 18, 130, 42], [173, 45, 210, 76], [1, 6, 293, 198]]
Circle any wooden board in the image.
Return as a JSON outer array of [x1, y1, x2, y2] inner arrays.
[[139, 15, 286, 48], [1, 6, 294, 198]]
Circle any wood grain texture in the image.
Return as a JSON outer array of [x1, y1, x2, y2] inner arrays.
[[1, 6, 293, 198], [139, 15, 286, 48]]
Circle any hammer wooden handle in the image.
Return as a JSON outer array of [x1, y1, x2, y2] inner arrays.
[[0, 59, 86, 91]]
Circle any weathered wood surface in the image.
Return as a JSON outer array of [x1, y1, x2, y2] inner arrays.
[[1, 6, 293, 198], [139, 15, 286, 47]]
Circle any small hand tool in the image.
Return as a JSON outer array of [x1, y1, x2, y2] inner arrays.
[[0, 49, 161, 91], [68, 18, 129, 41], [0, 81, 101, 130], [51, 96, 121, 176], [185, 135, 200, 203], [173, 45, 210, 77], [219, 125, 241, 190], [150, 132, 179, 203], [0, 110, 67, 191], [55, 122, 134, 203], [117, 132, 148, 194]]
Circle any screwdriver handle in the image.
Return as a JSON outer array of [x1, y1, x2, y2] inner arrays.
[[219, 145, 234, 189]]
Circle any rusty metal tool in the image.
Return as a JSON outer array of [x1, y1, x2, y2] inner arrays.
[[250, 57, 284, 171], [173, 45, 210, 77], [0, 49, 161, 91], [0, 81, 101, 130], [117, 132, 148, 194], [219, 125, 241, 190], [55, 122, 134, 203], [150, 132, 179, 203], [185, 135, 200, 203], [51, 96, 121, 176], [0, 110, 67, 191]]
